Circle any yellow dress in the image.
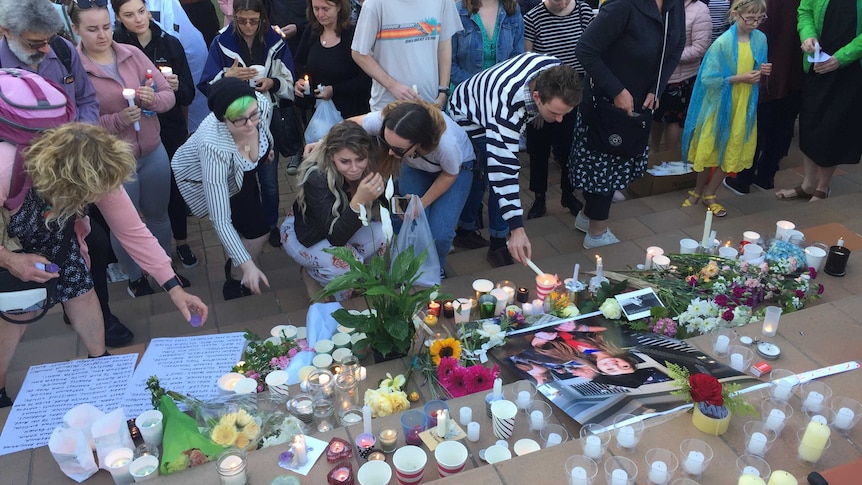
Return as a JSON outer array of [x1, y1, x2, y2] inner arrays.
[[687, 41, 757, 173]]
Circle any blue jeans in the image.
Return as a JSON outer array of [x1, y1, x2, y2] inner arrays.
[[399, 162, 473, 270], [257, 156, 279, 228], [457, 137, 508, 238]]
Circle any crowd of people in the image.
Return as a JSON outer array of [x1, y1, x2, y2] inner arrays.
[[0, 0, 859, 408]]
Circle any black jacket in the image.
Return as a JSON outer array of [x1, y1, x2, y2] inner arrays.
[[293, 169, 362, 248], [576, 0, 685, 107], [114, 21, 196, 156]]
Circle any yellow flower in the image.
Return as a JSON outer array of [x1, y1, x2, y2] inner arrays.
[[364, 388, 410, 418], [236, 409, 253, 427], [242, 420, 260, 439], [429, 337, 461, 365], [211, 422, 238, 446], [701, 261, 719, 278], [219, 412, 237, 427], [234, 433, 250, 450]]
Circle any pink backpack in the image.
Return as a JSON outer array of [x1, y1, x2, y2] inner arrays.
[[0, 68, 76, 210]]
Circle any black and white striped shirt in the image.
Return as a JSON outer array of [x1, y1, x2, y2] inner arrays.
[[524, 1, 594, 74], [449, 53, 561, 230]]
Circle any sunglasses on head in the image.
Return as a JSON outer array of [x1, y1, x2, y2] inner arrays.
[[75, 0, 108, 8], [376, 134, 415, 158]]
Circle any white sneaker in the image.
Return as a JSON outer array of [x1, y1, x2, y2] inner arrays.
[[574, 211, 590, 233], [583, 229, 620, 249]]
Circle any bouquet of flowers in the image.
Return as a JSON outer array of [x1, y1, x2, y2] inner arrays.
[[666, 361, 757, 419], [364, 373, 410, 418], [436, 357, 498, 398], [232, 330, 305, 391]]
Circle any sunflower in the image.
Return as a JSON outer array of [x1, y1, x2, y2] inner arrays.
[[211, 422, 238, 446], [429, 338, 461, 365]]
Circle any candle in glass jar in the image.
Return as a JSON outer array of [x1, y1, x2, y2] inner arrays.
[[443, 300, 454, 318], [379, 428, 397, 453], [516, 287, 529, 303], [217, 454, 246, 485], [583, 435, 602, 459], [424, 313, 438, 326], [428, 301, 440, 316], [798, 420, 830, 463]]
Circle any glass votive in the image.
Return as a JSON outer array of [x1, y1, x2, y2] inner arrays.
[[472, 278, 494, 298], [761, 398, 793, 436], [769, 369, 799, 401], [644, 448, 678, 485], [527, 400, 552, 433], [709, 327, 737, 357], [216, 448, 247, 485], [496, 280, 516, 304], [604, 455, 638, 485], [288, 393, 314, 424], [728, 345, 754, 373], [670, 479, 700, 485], [354, 432, 376, 460], [743, 421, 777, 457], [423, 399, 449, 428], [679, 439, 713, 479], [579, 423, 611, 461], [516, 286, 530, 303], [509, 379, 537, 412], [129, 454, 159, 482], [378, 427, 398, 453], [797, 421, 832, 467], [339, 405, 363, 427], [442, 300, 455, 318], [541, 423, 569, 448], [478, 294, 498, 319], [736, 454, 770, 481], [565, 454, 598, 485], [427, 300, 441, 316], [105, 447, 134, 485], [400, 409, 428, 446], [613, 414, 645, 453], [798, 381, 832, 414], [830, 396, 862, 435]]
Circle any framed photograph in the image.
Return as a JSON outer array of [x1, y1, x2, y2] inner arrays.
[[615, 287, 663, 321]]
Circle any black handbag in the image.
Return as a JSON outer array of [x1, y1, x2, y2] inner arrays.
[[269, 99, 305, 158], [584, 11, 670, 158], [222, 259, 252, 300], [0, 265, 59, 323]]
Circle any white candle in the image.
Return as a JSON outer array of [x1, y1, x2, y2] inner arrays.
[[516, 391, 531, 410], [701, 210, 713, 248], [218, 455, 247, 485], [122, 88, 140, 132], [649, 460, 668, 485], [611, 468, 629, 485], [503, 286, 515, 304], [546, 432, 562, 447], [803, 391, 825, 413], [773, 382, 793, 401], [683, 451, 704, 475], [570, 466, 589, 485], [747, 432, 768, 456], [356, 366, 368, 381], [714, 335, 730, 354], [730, 353, 745, 372], [522, 302, 534, 314], [764, 409, 786, 432], [459, 407, 472, 426], [437, 409, 448, 437], [467, 421, 480, 442], [834, 407, 856, 430], [742, 465, 760, 477], [303, 75, 311, 95], [572, 263, 580, 284], [617, 425, 637, 448], [645, 249, 655, 269], [743, 231, 760, 243], [293, 435, 307, 466], [596, 256, 603, 281], [159, 66, 173, 76], [362, 404, 373, 436], [531, 298, 544, 313], [493, 378, 503, 399], [583, 435, 602, 459], [530, 410, 545, 432]]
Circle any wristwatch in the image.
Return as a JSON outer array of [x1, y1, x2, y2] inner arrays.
[[161, 275, 183, 292], [438, 86, 450, 97]]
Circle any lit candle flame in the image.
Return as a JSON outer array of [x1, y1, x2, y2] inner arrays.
[[273, 25, 286, 38]]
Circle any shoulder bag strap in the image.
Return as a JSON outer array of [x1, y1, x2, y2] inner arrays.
[[652, 11, 670, 113]]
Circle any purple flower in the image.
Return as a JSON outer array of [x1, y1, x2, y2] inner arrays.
[[795, 289, 805, 298], [722, 309, 735, 322], [733, 286, 745, 298], [809, 267, 818, 279], [817, 284, 825, 295], [714, 294, 729, 307]]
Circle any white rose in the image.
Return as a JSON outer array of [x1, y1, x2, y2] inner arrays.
[[561, 304, 580, 318], [599, 299, 622, 320]]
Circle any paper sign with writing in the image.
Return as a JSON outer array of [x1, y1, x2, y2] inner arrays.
[[0, 354, 138, 455]]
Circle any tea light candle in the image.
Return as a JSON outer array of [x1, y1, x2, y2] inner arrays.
[[424, 313, 438, 326], [611, 468, 628, 485], [583, 435, 602, 459], [293, 434, 307, 466], [459, 407, 472, 426], [437, 409, 448, 437], [834, 407, 856, 430], [443, 300, 454, 318], [570, 466, 589, 485], [730, 352, 745, 372], [517, 287, 529, 303], [649, 460, 668, 485], [748, 432, 768, 456], [714, 335, 730, 354], [804, 391, 825, 413], [367, 451, 385, 462], [798, 420, 830, 463], [428, 301, 440, 316], [546, 432, 562, 446], [303, 75, 311, 95], [764, 409, 786, 432], [683, 451, 704, 475], [467, 422, 480, 442], [516, 391, 531, 410], [378, 428, 397, 453], [530, 409, 545, 432], [617, 425, 637, 448]]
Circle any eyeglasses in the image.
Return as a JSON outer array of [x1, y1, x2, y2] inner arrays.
[[21, 34, 56, 50], [740, 14, 768, 25], [228, 111, 260, 127], [75, 0, 108, 8], [376, 134, 415, 158], [235, 16, 261, 26]]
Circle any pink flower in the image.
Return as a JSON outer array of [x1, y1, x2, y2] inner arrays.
[[288, 347, 299, 358], [714, 294, 729, 307], [745, 278, 759, 288], [437, 357, 460, 385], [464, 364, 498, 395], [817, 284, 824, 295], [809, 267, 818, 279], [444, 366, 469, 398], [795, 289, 805, 298], [722, 309, 735, 321], [732, 286, 745, 298], [686, 275, 698, 287]]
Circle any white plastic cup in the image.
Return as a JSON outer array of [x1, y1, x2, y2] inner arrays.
[[804, 245, 828, 272], [135, 410, 163, 447], [392, 445, 426, 485], [357, 460, 392, 485], [129, 455, 159, 482], [434, 441, 468, 477], [105, 447, 135, 485], [679, 239, 699, 254]]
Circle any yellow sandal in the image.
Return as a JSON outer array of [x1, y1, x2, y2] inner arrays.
[[702, 195, 727, 217], [681, 190, 701, 208]]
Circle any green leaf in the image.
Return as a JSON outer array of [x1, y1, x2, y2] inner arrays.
[[383, 317, 410, 342]]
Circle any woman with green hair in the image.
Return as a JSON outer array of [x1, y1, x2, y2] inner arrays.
[[172, 77, 275, 297]]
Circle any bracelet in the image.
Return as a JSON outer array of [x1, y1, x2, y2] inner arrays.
[[437, 87, 450, 96], [162, 275, 183, 293]]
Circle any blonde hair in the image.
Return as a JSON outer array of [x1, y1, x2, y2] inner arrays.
[[729, 0, 766, 20], [24, 123, 135, 225]]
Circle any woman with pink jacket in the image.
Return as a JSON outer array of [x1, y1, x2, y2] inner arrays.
[[651, 0, 711, 150], [71, 0, 181, 298]]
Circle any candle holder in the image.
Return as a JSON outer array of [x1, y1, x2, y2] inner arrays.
[[326, 437, 353, 463], [757, 306, 782, 360], [824, 245, 851, 277], [736, 454, 770, 482], [742, 421, 776, 457], [495, 280, 516, 304], [442, 300, 455, 318], [472, 278, 494, 299], [563, 278, 587, 306], [798, 381, 832, 414], [217, 448, 248, 485], [679, 439, 713, 479], [400, 410, 428, 447], [288, 393, 314, 424], [761, 398, 793, 436], [830, 396, 862, 435], [769, 369, 799, 402], [516, 286, 530, 303], [424, 400, 449, 427], [478, 294, 497, 319], [378, 428, 398, 453], [579, 423, 610, 461], [327, 461, 354, 485], [339, 405, 363, 427], [354, 433, 376, 460], [644, 448, 678, 485], [565, 455, 598, 485], [603, 455, 637, 485], [508, 380, 537, 412], [797, 422, 832, 467], [613, 414, 644, 453], [427, 300, 441, 316]]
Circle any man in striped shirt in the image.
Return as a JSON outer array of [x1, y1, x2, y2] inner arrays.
[[523, 0, 594, 219], [449, 52, 581, 266]]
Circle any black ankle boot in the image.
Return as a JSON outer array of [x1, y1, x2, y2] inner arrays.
[[0, 387, 12, 408], [527, 193, 546, 219]]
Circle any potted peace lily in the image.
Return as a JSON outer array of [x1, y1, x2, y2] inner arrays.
[[666, 362, 757, 435], [316, 177, 441, 360]]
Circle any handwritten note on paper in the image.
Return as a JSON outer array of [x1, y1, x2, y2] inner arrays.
[[0, 354, 138, 456], [122, 333, 247, 418]]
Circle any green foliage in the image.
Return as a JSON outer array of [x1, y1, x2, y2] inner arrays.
[[578, 279, 629, 313], [664, 361, 759, 418]]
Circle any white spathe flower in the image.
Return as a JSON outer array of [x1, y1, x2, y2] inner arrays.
[[358, 204, 369, 226], [380, 205, 394, 241], [385, 175, 395, 200], [599, 298, 621, 320], [476, 322, 505, 348]]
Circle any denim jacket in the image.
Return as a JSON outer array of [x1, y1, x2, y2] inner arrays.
[[451, 2, 525, 86]]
